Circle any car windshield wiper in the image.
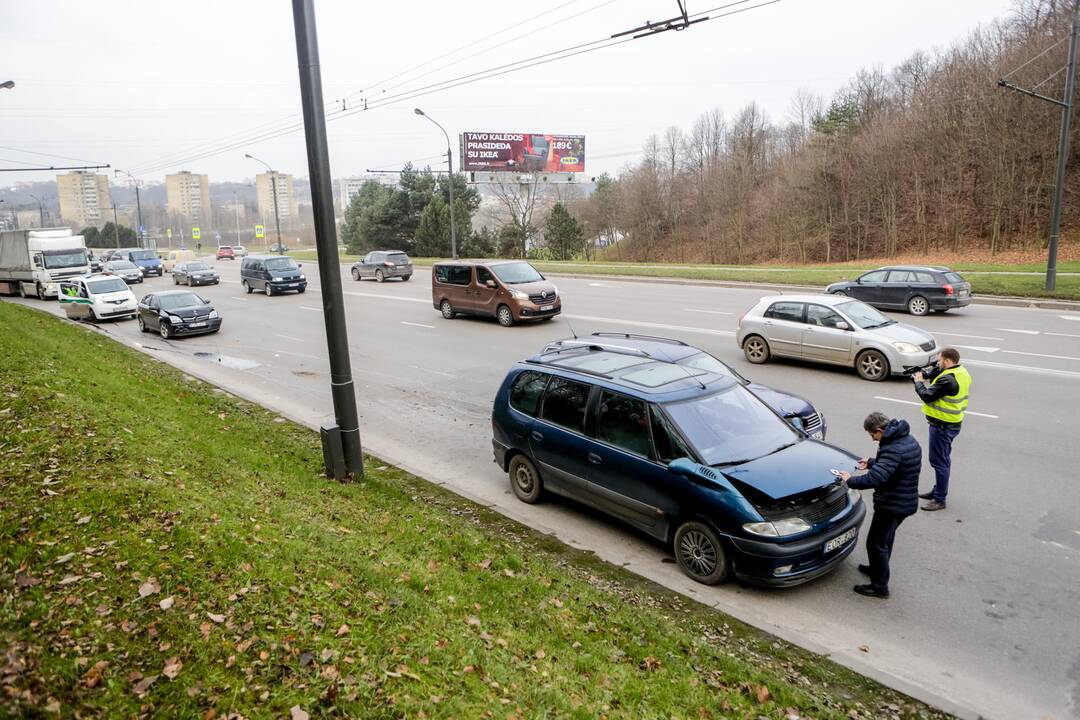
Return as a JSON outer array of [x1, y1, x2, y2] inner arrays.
[[765, 441, 797, 456], [711, 457, 755, 468]]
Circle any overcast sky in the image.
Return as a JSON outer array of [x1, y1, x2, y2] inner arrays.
[[3, 0, 1017, 187]]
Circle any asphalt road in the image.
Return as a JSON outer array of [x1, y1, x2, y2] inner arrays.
[[9, 262, 1080, 720]]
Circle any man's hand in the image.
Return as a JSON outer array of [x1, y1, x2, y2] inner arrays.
[[838, 471, 852, 482], [913, 371, 924, 382], [856, 458, 868, 470]]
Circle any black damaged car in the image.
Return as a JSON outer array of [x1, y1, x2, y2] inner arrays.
[[137, 290, 222, 339]]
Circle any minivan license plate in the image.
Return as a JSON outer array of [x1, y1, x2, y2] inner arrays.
[[540, 305, 553, 311], [824, 527, 857, 553]]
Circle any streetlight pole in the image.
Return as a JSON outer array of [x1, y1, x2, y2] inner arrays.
[[291, 0, 364, 479], [115, 169, 144, 248], [29, 194, 45, 227], [111, 202, 120, 247], [244, 154, 283, 254], [414, 107, 458, 260], [234, 191, 242, 245]]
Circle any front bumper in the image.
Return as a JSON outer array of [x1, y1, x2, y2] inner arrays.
[[728, 498, 866, 587], [139, 265, 163, 276], [515, 299, 562, 320], [121, 275, 143, 284], [170, 317, 222, 336], [189, 276, 219, 286], [270, 280, 307, 292]]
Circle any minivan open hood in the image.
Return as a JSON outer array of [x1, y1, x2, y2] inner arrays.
[[719, 439, 858, 500]]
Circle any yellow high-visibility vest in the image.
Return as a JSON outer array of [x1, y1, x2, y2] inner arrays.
[[922, 365, 972, 424]]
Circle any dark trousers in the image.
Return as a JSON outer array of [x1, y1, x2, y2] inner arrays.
[[866, 509, 906, 591], [928, 422, 961, 503]]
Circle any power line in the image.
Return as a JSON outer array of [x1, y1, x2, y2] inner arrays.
[[1001, 34, 1070, 80], [0, 144, 106, 166]]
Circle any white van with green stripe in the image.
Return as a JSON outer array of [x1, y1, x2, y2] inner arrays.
[[58, 276, 138, 322]]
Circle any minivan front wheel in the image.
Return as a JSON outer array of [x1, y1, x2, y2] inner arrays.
[[243, 280, 253, 294], [265, 283, 273, 297], [743, 335, 770, 364], [508, 454, 543, 504], [440, 300, 455, 319], [856, 348, 890, 381], [497, 304, 515, 327], [673, 521, 729, 585]]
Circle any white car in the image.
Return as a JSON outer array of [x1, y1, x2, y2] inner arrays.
[[232, 245, 248, 257], [57, 275, 138, 322]]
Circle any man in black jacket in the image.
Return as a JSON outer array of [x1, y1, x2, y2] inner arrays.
[[839, 412, 921, 599]]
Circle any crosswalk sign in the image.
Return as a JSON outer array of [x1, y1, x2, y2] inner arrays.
[[192, 227, 201, 240], [255, 224, 265, 239]]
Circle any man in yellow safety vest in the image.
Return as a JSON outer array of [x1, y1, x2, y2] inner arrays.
[[912, 347, 972, 511]]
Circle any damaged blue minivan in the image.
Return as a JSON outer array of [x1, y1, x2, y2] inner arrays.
[[491, 336, 866, 587]]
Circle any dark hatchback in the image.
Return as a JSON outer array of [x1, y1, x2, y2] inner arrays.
[[492, 340, 865, 587], [172, 260, 220, 286], [548, 334, 828, 439], [137, 290, 221, 338], [826, 265, 971, 316]]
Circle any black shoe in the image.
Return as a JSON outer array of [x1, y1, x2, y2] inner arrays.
[[921, 500, 947, 511], [853, 584, 889, 599], [918, 491, 935, 500], [857, 564, 872, 577]]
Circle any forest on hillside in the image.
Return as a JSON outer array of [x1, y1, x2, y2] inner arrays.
[[570, 0, 1080, 265]]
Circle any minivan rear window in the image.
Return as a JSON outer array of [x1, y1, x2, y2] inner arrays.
[[510, 371, 549, 416], [539, 377, 590, 434]]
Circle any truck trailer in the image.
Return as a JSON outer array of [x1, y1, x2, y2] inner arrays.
[[0, 228, 90, 299]]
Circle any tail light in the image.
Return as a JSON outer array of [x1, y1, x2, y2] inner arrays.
[[943, 284, 954, 296], [383, 261, 394, 267]]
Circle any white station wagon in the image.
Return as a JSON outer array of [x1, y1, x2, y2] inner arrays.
[[57, 275, 138, 322]]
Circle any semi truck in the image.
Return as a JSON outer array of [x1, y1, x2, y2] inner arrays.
[[0, 228, 90, 299]]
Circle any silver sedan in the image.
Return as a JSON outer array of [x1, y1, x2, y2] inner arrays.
[[736, 294, 937, 381]]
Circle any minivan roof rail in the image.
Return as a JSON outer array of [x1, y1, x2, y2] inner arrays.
[[524, 357, 613, 379], [542, 339, 653, 359], [590, 332, 689, 346]]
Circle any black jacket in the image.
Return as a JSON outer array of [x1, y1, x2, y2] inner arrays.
[[913, 365, 963, 427], [847, 418, 921, 517]]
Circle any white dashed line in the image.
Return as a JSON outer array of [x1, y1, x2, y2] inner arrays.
[[682, 308, 733, 315], [931, 331, 1005, 341], [1046, 332, 1080, 339], [1060, 315, 1080, 321], [343, 290, 428, 304], [400, 321, 435, 329], [1001, 349, 1080, 362], [564, 314, 735, 337], [873, 396, 999, 419], [951, 344, 999, 353], [275, 334, 304, 342], [300, 306, 322, 312], [997, 328, 1040, 335], [409, 365, 456, 378]]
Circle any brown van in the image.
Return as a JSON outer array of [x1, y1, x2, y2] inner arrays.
[[431, 260, 561, 327]]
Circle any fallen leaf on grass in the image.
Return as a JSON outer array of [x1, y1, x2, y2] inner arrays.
[[477, 558, 492, 570], [15, 573, 40, 588], [58, 574, 82, 586], [336, 624, 349, 636], [640, 656, 661, 671], [199, 622, 212, 640], [159, 596, 175, 610], [163, 657, 183, 679], [81, 660, 109, 688], [54, 553, 75, 565], [138, 579, 160, 597], [132, 675, 157, 697], [290, 708, 309, 720], [206, 612, 226, 624], [755, 684, 771, 704], [75, 515, 91, 525], [44, 698, 60, 714], [465, 616, 481, 627]]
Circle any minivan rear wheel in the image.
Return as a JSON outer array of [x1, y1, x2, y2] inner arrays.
[[440, 300, 455, 319], [743, 335, 770, 364], [856, 348, 890, 381], [673, 521, 729, 585], [497, 304, 515, 327], [508, 454, 543, 504], [243, 280, 253, 294]]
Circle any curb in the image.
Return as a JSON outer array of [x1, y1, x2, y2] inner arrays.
[[540, 271, 1080, 311]]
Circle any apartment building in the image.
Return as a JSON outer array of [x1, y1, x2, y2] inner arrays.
[[255, 172, 297, 224], [57, 171, 110, 228], [166, 171, 211, 228]]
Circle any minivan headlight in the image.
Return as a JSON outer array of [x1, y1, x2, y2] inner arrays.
[[273, 276, 284, 282], [893, 341, 920, 353], [509, 289, 528, 300], [299, 274, 306, 280], [743, 517, 811, 537]]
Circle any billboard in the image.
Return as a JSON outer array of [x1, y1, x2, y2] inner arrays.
[[461, 132, 585, 173]]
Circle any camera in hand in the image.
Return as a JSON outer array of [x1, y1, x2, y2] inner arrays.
[[902, 361, 938, 377]]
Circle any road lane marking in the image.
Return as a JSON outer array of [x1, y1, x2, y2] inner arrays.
[[300, 306, 322, 312], [564, 314, 735, 337], [1001, 349, 1080, 362], [952, 344, 1000, 353], [1060, 315, 1080, 321], [873, 396, 999, 419], [275, 334, 305, 342], [229, 296, 249, 301], [343, 290, 427, 304], [997, 328, 1040, 335], [965, 357, 1080, 379], [588, 282, 623, 287], [409, 364, 456, 378], [401, 321, 435, 329], [682, 308, 733, 315], [931, 331, 1005, 341], [1046, 332, 1080, 339], [273, 349, 325, 360]]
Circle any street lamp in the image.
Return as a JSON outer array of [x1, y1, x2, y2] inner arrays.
[[414, 107, 458, 260], [114, 168, 144, 248], [28, 194, 45, 227], [244, 153, 283, 254]]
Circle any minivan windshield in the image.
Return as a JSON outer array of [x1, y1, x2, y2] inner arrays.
[[130, 250, 156, 261], [264, 257, 298, 271], [159, 292, 206, 310], [43, 249, 88, 269], [836, 300, 894, 330], [664, 385, 797, 466], [491, 262, 543, 284], [86, 278, 128, 295]]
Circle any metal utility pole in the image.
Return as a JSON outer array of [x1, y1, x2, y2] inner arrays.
[[29, 194, 45, 226], [245, 154, 284, 254], [291, 0, 364, 479], [998, 1, 1080, 291], [234, 191, 242, 244], [414, 107, 458, 260], [115, 169, 144, 248], [111, 203, 120, 247]]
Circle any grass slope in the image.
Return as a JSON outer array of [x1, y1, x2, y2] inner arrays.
[[0, 302, 948, 719]]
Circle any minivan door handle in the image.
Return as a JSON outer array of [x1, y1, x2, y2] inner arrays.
[[530, 431, 544, 442], [587, 452, 602, 465]]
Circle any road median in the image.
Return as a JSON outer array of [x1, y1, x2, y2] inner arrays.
[[0, 302, 953, 719]]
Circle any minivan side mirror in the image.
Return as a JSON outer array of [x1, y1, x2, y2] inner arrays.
[[485, 280, 497, 289]]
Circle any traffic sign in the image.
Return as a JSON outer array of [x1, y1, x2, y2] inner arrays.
[[192, 227, 201, 240], [255, 224, 265, 239], [214, 232, 221, 242]]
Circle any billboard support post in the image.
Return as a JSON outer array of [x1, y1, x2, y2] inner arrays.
[[414, 108, 457, 260]]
